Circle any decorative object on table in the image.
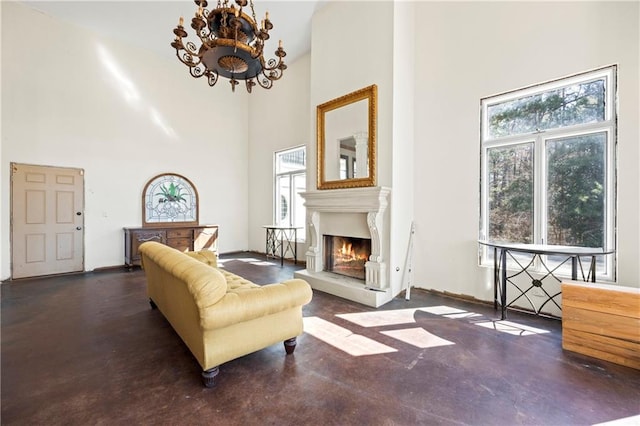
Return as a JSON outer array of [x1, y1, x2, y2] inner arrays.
[[171, 0, 287, 92]]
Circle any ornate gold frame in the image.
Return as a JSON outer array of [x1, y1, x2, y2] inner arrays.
[[317, 84, 377, 190]]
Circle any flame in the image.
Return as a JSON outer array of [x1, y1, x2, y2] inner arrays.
[[336, 241, 366, 262]]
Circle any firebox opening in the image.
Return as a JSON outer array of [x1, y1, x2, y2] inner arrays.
[[323, 235, 371, 281]]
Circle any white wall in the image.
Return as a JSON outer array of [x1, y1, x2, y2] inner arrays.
[[1, 2, 250, 279], [310, 1, 394, 190], [389, 1, 416, 295], [412, 1, 640, 300], [247, 53, 311, 258]]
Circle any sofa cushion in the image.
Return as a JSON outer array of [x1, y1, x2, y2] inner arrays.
[[220, 269, 260, 292], [200, 279, 313, 330], [185, 250, 260, 293]]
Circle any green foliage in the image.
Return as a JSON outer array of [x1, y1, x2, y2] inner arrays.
[[488, 144, 534, 243], [488, 134, 605, 247], [488, 80, 605, 138], [547, 134, 605, 247], [156, 182, 186, 203]]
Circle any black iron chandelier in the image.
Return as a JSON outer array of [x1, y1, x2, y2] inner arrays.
[[171, 0, 287, 93]]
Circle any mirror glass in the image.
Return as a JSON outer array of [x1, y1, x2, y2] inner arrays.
[[317, 85, 377, 190]]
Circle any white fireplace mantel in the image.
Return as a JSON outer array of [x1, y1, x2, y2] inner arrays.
[[301, 186, 390, 213], [295, 186, 392, 307]]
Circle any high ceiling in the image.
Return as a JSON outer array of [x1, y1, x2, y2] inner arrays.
[[21, 0, 327, 64]]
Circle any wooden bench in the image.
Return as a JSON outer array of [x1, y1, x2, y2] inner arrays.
[[562, 281, 640, 370]]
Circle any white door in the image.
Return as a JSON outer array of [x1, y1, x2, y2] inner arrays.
[[11, 163, 84, 279]]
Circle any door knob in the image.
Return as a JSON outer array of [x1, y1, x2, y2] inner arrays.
[[76, 226, 82, 230], [76, 212, 82, 216]]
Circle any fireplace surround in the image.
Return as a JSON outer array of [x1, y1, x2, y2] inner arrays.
[[294, 186, 391, 307]]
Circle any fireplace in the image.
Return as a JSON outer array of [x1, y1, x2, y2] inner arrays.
[[323, 235, 371, 280], [293, 186, 391, 307]]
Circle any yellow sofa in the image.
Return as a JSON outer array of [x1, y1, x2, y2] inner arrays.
[[138, 241, 313, 387]]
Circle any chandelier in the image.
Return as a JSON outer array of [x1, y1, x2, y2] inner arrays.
[[171, 0, 287, 93]]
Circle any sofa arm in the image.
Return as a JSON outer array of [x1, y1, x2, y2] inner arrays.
[[199, 279, 313, 330], [185, 250, 218, 268]]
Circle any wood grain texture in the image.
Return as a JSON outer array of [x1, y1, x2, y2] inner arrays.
[[562, 281, 640, 370]]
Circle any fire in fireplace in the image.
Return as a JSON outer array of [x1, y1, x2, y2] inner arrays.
[[323, 235, 371, 280]]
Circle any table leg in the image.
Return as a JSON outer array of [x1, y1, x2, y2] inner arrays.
[[590, 255, 596, 282], [571, 256, 578, 281], [493, 247, 498, 311], [280, 230, 284, 267], [293, 229, 297, 265], [501, 249, 507, 320]]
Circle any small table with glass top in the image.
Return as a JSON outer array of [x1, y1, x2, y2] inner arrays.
[[263, 225, 302, 267], [478, 241, 615, 319]]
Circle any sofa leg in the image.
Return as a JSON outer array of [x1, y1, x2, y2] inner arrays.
[[284, 337, 297, 355], [149, 298, 157, 309], [202, 366, 219, 388]]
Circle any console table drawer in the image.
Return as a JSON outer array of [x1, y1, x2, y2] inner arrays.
[[167, 237, 192, 252], [167, 229, 193, 239]]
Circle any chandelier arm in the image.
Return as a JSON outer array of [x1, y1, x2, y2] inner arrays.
[[189, 63, 209, 78], [207, 70, 219, 86], [260, 57, 283, 72], [174, 49, 203, 68], [255, 71, 274, 89], [184, 41, 202, 56], [194, 22, 211, 44]]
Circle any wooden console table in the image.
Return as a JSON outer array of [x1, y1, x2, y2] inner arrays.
[[124, 225, 218, 267]]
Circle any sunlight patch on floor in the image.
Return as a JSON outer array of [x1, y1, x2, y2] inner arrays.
[[474, 320, 550, 336], [442, 311, 484, 319], [304, 316, 397, 356], [336, 308, 420, 327], [419, 306, 470, 316], [217, 258, 274, 267], [593, 414, 640, 426], [337, 306, 485, 328], [380, 327, 455, 349]]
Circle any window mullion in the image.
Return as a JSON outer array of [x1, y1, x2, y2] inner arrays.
[[534, 134, 546, 246]]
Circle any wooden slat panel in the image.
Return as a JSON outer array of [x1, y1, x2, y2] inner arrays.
[[563, 329, 640, 370], [563, 306, 640, 343], [562, 281, 640, 319]]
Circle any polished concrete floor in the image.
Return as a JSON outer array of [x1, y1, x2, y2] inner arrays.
[[2, 252, 639, 425]]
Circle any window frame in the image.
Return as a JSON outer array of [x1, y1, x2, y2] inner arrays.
[[479, 66, 617, 280], [274, 145, 307, 241]]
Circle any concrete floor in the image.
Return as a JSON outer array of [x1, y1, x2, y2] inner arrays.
[[2, 252, 639, 425]]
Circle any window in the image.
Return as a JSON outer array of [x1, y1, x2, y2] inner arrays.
[[275, 146, 306, 239], [480, 66, 616, 279]]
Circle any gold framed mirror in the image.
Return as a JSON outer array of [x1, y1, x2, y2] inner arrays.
[[317, 84, 377, 190]]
